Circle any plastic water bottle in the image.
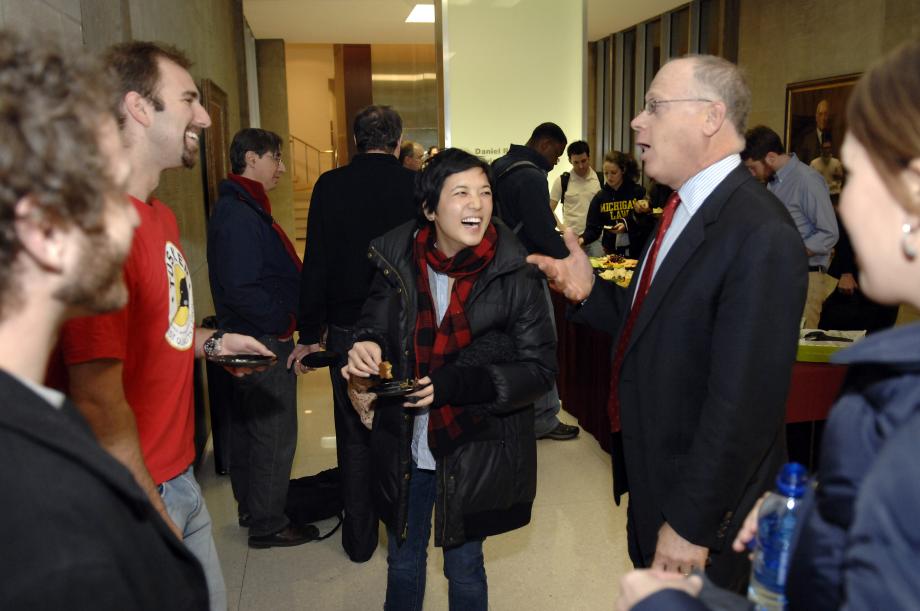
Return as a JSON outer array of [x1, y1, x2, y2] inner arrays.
[[747, 462, 809, 610]]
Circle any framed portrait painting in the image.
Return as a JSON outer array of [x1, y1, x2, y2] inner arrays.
[[784, 73, 860, 165]]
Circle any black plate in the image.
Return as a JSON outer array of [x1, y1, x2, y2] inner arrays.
[[300, 350, 341, 368], [368, 379, 420, 398], [208, 354, 278, 367]]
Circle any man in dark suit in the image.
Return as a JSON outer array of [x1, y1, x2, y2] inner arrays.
[[0, 32, 208, 608], [288, 105, 417, 562], [528, 55, 807, 591], [793, 99, 831, 164]]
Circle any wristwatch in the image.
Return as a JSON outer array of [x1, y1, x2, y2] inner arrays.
[[203, 330, 226, 358]]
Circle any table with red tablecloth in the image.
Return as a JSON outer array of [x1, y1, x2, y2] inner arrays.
[[551, 292, 848, 455]]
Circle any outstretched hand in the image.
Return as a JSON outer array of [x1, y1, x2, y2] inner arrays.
[[525, 228, 595, 303]]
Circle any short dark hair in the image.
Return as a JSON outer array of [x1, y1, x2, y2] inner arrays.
[[104, 41, 193, 127], [416, 148, 493, 223], [399, 140, 416, 163], [603, 151, 639, 183], [741, 125, 784, 161], [527, 122, 567, 148], [0, 31, 118, 314], [353, 105, 402, 153], [229, 128, 282, 174], [567, 140, 590, 157]]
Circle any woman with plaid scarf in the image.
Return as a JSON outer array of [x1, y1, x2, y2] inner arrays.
[[342, 148, 557, 610]]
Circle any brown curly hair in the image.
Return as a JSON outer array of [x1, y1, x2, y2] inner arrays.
[[0, 31, 118, 314]]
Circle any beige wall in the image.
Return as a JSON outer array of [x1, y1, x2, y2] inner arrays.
[[739, 0, 920, 138], [285, 43, 336, 150], [0, 0, 83, 47], [256, 39, 296, 241]]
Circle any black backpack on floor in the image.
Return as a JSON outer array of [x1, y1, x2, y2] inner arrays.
[[285, 467, 344, 541]]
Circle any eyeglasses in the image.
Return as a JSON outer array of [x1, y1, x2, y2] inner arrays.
[[643, 98, 713, 115], [268, 153, 283, 164]]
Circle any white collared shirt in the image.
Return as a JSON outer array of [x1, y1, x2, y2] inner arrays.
[[633, 155, 741, 294]]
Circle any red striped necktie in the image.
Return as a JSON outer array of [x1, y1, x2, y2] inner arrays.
[[606, 191, 681, 432]]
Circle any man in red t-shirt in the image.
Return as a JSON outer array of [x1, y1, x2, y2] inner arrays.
[[52, 42, 272, 611]]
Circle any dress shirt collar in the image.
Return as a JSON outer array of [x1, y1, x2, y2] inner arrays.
[[773, 153, 800, 184], [677, 154, 742, 214]]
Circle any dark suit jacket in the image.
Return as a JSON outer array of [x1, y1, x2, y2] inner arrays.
[[794, 127, 828, 165], [297, 153, 417, 343], [0, 371, 209, 610], [572, 164, 808, 588]]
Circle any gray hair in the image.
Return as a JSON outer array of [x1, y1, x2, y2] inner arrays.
[[686, 55, 751, 136]]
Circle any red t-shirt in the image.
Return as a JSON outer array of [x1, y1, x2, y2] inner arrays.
[[53, 196, 196, 484]]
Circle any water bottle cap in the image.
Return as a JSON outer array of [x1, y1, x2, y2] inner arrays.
[[775, 462, 808, 498]]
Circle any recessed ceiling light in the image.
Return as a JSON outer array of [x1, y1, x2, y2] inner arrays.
[[406, 4, 435, 23]]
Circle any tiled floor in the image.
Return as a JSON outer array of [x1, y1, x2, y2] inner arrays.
[[199, 371, 631, 610]]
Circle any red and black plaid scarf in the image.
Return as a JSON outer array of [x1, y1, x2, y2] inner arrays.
[[414, 222, 498, 457]]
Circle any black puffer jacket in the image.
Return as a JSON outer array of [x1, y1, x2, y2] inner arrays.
[[354, 219, 557, 547]]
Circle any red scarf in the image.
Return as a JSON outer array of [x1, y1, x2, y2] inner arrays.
[[228, 174, 302, 273], [414, 223, 498, 457]]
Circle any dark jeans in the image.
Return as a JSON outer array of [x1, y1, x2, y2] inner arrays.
[[534, 280, 561, 437], [385, 464, 487, 611], [327, 324, 379, 561], [230, 335, 297, 537]]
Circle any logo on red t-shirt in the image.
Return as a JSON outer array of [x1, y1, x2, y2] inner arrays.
[[164, 241, 194, 350]]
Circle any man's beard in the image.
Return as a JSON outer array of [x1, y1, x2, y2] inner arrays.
[[55, 232, 130, 314], [182, 136, 199, 169]]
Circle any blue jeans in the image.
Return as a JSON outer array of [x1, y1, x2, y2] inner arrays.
[[385, 464, 487, 611], [160, 465, 227, 611]]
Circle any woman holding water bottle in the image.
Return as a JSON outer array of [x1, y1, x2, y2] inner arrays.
[[617, 38, 920, 611]]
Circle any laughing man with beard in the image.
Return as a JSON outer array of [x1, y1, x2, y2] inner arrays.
[[48, 42, 272, 611]]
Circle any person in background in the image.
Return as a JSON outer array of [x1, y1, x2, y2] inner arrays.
[[582, 151, 653, 257], [400, 140, 425, 171], [743, 125, 839, 328], [208, 128, 317, 548], [492, 122, 580, 441], [0, 31, 208, 609], [550, 140, 603, 255], [288, 105, 417, 562], [50, 41, 272, 610], [342, 148, 556, 611], [528, 54, 806, 592], [617, 38, 920, 611], [794, 99, 831, 165], [810, 138, 844, 205]]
